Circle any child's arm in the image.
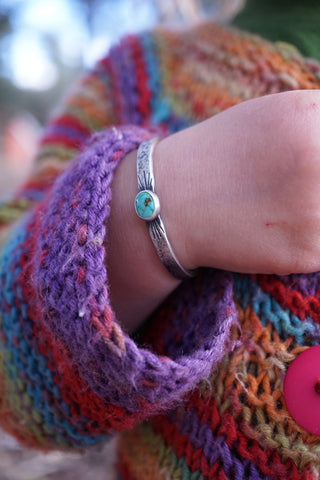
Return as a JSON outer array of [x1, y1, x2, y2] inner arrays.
[[108, 90, 320, 332]]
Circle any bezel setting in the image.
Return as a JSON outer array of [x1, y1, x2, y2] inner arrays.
[[135, 189, 160, 221]]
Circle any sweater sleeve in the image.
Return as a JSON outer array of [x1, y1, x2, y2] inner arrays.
[[0, 36, 238, 451]]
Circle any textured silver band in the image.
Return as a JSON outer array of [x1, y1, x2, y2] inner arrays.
[[136, 138, 196, 280]]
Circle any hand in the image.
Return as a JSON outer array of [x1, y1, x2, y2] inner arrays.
[[108, 90, 320, 331], [155, 90, 320, 275]]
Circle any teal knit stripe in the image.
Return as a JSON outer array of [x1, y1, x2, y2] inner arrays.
[[0, 217, 109, 447], [233, 274, 316, 344]]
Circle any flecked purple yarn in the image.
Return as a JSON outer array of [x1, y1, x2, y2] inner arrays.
[[34, 125, 238, 414]]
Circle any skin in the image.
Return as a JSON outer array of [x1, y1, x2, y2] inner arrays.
[[107, 90, 320, 333]]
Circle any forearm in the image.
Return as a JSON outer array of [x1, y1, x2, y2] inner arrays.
[[108, 90, 320, 333]]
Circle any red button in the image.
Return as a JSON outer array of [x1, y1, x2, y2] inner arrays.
[[284, 345, 320, 435]]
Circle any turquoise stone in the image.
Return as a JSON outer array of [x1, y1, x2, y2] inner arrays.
[[135, 191, 155, 220]]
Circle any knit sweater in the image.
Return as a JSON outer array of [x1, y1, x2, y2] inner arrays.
[[1, 22, 320, 480]]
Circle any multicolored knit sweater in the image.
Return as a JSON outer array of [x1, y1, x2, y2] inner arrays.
[[2, 22, 320, 480]]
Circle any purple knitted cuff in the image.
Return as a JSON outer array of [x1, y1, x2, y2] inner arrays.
[[0, 125, 238, 448]]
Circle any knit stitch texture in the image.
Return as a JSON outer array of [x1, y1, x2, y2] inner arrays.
[[1, 22, 320, 479]]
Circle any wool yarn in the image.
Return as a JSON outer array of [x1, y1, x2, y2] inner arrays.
[[1, 23, 320, 479]]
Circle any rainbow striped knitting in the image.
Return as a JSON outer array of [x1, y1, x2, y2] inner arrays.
[[2, 22, 320, 479]]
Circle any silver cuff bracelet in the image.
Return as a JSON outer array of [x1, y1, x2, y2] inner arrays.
[[134, 138, 197, 280]]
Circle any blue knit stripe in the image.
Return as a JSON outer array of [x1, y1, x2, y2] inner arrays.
[[141, 32, 192, 132], [45, 123, 88, 142], [233, 273, 315, 344], [0, 217, 109, 447]]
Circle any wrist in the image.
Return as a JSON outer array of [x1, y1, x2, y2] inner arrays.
[[107, 148, 181, 333], [153, 131, 200, 271]]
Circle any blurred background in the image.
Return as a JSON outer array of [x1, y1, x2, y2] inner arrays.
[[0, 0, 243, 478], [0, 0, 243, 199]]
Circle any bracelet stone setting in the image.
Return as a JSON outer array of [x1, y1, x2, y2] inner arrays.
[[135, 190, 160, 221], [135, 138, 197, 280]]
